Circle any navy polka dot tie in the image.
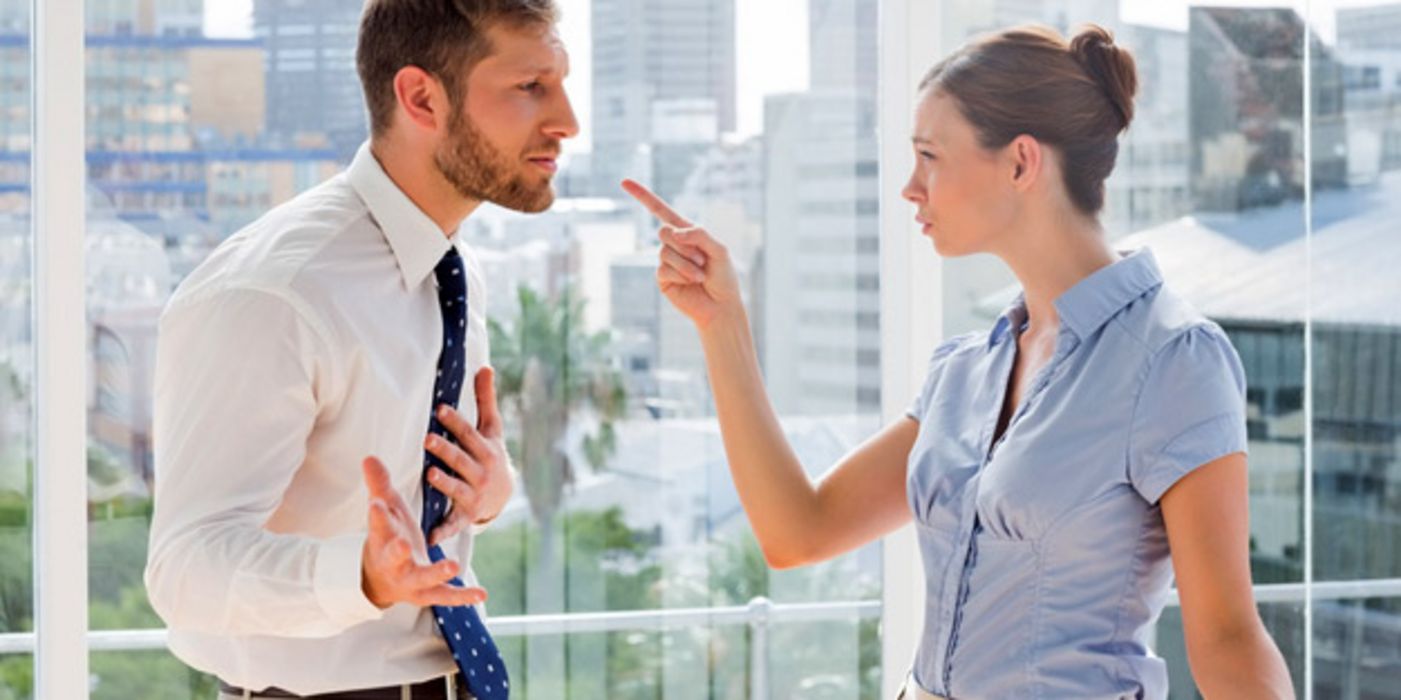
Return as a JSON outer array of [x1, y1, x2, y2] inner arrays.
[[422, 247, 509, 699]]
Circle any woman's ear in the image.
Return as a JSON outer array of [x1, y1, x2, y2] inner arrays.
[[1008, 134, 1042, 192]]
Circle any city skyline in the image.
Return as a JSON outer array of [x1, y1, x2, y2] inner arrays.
[[197, 0, 1398, 152]]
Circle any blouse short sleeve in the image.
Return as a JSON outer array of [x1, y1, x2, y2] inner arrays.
[[1128, 323, 1249, 503], [907, 333, 974, 423]]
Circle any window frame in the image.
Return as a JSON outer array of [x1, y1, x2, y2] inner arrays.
[[32, 0, 90, 697], [17, 1, 1401, 698]]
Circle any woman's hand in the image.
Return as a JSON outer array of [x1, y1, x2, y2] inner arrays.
[[621, 179, 743, 329]]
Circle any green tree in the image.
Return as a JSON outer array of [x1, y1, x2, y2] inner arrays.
[[488, 285, 627, 536]]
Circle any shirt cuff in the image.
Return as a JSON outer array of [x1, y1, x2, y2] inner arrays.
[[313, 531, 387, 627]]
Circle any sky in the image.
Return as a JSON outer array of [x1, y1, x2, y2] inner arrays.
[[204, 0, 1395, 152]]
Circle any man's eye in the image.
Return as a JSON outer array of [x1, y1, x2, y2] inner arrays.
[[520, 81, 542, 93]]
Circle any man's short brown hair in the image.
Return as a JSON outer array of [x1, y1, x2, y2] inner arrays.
[[356, 0, 559, 137]]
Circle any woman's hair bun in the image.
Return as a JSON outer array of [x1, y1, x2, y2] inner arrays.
[[1069, 24, 1138, 131]]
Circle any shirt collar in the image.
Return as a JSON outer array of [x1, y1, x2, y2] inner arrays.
[[346, 141, 455, 290], [988, 248, 1163, 349], [988, 297, 1029, 349]]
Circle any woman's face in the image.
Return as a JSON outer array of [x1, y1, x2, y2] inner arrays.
[[901, 90, 1019, 257]]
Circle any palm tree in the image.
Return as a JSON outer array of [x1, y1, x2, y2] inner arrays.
[[488, 284, 627, 695], [488, 284, 627, 533]]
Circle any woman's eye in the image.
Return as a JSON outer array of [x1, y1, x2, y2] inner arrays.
[[521, 81, 543, 93], [919, 150, 936, 161]]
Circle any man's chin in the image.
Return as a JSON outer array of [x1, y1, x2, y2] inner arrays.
[[493, 185, 555, 214]]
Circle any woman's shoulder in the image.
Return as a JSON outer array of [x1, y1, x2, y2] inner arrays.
[[1113, 281, 1233, 358], [926, 330, 986, 367]]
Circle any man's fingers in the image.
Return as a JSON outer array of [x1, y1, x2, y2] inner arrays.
[[426, 434, 488, 485], [416, 583, 488, 608], [367, 499, 394, 542], [362, 456, 394, 498], [621, 179, 692, 228], [473, 367, 503, 438], [388, 536, 414, 566], [433, 408, 493, 467], [428, 465, 482, 508], [429, 509, 471, 547], [401, 557, 461, 591]]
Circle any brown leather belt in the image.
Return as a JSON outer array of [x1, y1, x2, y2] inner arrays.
[[218, 675, 462, 700]]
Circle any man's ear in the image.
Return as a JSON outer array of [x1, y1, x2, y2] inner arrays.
[[392, 65, 448, 134]]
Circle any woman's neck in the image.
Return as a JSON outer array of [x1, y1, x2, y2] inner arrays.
[[995, 213, 1118, 336]]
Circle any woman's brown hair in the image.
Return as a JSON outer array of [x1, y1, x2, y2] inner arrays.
[[919, 24, 1138, 215]]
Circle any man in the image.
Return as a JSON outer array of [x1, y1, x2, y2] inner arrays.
[[144, 1, 578, 697]]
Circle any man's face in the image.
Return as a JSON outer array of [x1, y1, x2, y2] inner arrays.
[[436, 22, 578, 213]]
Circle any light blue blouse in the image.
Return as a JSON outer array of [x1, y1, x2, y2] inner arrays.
[[905, 248, 1248, 699]]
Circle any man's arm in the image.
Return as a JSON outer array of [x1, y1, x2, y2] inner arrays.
[[144, 288, 384, 638]]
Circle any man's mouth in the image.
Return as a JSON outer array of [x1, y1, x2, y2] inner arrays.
[[527, 157, 558, 174]]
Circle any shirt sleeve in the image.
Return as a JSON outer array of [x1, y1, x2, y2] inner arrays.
[[906, 333, 972, 422], [144, 287, 386, 638], [1128, 323, 1249, 504]]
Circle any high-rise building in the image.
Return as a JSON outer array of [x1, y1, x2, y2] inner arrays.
[[1338, 3, 1401, 52], [1104, 23, 1190, 236], [88, 0, 204, 36], [1337, 3, 1401, 177], [254, 0, 368, 158], [762, 0, 880, 416], [589, 0, 735, 198], [0, 0, 343, 484], [1188, 7, 1347, 211]]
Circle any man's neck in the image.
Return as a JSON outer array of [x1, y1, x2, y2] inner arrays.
[[370, 139, 482, 237]]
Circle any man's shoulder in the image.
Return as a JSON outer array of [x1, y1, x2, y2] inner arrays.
[[167, 174, 372, 313]]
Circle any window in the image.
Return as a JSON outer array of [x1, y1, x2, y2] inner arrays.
[[77, 0, 882, 697], [10, 0, 1395, 697], [0, 0, 31, 694]]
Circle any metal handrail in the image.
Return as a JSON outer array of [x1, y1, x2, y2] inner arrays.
[[0, 598, 881, 698], [3, 579, 1400, 695]]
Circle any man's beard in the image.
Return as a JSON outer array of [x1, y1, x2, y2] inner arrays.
[[435, 107, 557, 214]]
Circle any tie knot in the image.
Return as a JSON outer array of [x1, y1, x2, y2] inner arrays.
[[434, 247, 467, 298]]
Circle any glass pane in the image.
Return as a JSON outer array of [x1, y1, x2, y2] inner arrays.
[[1313, 597, 1401, 698], [1174, 3, 1311, 588], [89, 650, 216, 700], [1309, 1, 1401, 696], [87, 0, 880, 696], [0, 0, 31, 697], [473, 0, 881, 694], [0, 654, 32, 700], [1308, 0, 1401, 586]]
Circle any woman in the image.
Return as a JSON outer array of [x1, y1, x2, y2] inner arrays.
[[622, 23, 1294, 700]]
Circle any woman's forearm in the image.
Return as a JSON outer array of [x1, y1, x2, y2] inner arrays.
[[1191, 625, 1295, 699], [697, 306, 823, 567]]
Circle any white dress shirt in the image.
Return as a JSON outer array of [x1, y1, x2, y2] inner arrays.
[[145, 142, 493, 694]]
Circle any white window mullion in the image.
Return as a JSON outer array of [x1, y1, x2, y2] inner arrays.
[[32, 0, 88, 697], [878, 0, 946, 695]]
